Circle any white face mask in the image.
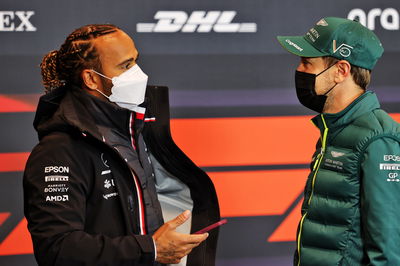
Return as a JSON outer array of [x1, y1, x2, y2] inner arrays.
[[91, 64, 148, 112]]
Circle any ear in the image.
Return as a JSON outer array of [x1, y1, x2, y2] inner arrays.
[[81, 69, 100, 91], [334, 60, 351, 83]]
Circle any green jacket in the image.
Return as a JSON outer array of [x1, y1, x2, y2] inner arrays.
[[295, 91, 400, 266]]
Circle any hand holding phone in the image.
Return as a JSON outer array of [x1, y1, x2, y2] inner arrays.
[[194, 219, 228, 234]]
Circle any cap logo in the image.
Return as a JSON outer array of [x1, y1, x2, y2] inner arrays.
[[306, 28, 320, 42], [285, 39, 303, 52], [333, 40, 353, 57], [316, 19, 328, 26]]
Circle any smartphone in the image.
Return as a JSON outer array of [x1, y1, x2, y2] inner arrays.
[[194, 219, 228, 234]]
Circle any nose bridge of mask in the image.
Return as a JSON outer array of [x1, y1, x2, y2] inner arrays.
[[108, 64, 148, 107], [111, 64, 145, 85], [89, 65, 148, 112]]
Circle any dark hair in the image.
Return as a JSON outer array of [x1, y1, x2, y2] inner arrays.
[[323, 56, 371, 90], [40, 24, 119, 93]]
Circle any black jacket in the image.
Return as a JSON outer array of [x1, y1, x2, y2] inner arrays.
[[143, 86, 220, 266], [23, 85, 220, 266]]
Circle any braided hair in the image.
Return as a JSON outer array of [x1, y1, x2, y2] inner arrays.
[[40, 24, 119, 93]]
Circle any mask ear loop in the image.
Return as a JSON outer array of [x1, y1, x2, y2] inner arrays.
[[323, 83, 337, 96], [88, 69, 112, 99], [316, 62, 337, 77], [93, 88, 111, 99], [91, 69, 112, 80], [316, 63, 338, 96]]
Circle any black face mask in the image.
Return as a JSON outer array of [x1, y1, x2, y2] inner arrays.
[[295, 64, 337, 113]]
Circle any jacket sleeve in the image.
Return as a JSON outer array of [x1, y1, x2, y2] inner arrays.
[[361, 136, 400, 265], [23, 133, 155, 266]]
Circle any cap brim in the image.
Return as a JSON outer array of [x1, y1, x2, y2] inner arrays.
[[277, 35, 329, 57]]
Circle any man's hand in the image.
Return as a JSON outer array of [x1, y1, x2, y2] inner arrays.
[[152, 210, 208, 264]]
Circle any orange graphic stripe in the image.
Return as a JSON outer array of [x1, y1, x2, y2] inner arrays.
[[2, 114, 400, 172], [171, 116, 319, 167], [0, 153, 30, 172], [0, 95, 38, 113], [171, 114, 400, 167], [268, 200, 302, 242], [0, 213, 10, 227], [0, 218, 33, 255], [208, 169, 308, 217]]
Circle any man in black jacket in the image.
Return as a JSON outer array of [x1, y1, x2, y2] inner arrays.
[[23, 24, 211, 266]]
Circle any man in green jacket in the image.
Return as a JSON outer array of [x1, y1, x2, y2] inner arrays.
[[277, 17, 400, 265]]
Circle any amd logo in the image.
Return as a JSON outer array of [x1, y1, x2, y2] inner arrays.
[[0, 11, 36, 32], [137, 11, 257, 33], [348, 8, 399, 30]]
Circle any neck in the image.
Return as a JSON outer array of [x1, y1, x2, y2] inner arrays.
[[323, 83, 364, 114]]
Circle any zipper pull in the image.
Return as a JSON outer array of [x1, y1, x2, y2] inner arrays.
[[313, 153, 321, 170], [312, 146, 326, 170]]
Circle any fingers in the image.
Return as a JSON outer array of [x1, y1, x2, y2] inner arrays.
[[173, 242, 201, 259], [184, 232, 209, 244], [185, 240, 204, 251], [170, 231, 208, 245], [154, 231, 208, 264], [167, 210, 191, 230], [153, 212, 209, 264]]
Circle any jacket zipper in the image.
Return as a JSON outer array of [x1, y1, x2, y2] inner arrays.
[[297, 114, 328, 266], [82, 130, 144, 235], [129, 113, 147, 235]]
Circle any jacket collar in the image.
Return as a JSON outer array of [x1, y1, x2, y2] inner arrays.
[[71, 86, 131, 136], [34, 85, 145, 141], [311, 91, 380, 132]]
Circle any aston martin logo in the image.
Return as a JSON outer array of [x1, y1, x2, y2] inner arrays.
[[333, 40, 354, 57], [331, 151, 345, 158], [316, 19, 328, 26]]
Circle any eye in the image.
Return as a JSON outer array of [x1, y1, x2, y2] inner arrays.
[[302, 60, 309, 65], [124, 62, 131, 69]]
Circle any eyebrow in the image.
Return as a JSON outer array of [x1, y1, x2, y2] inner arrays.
[[301, 57, 310, 64], [116, 53, 140, 67]]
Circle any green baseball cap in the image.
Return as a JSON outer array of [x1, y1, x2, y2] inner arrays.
[[277, 17, 384, 70]]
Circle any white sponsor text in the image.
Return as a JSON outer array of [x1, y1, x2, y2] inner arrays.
[[137, 11, 257, 33]]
